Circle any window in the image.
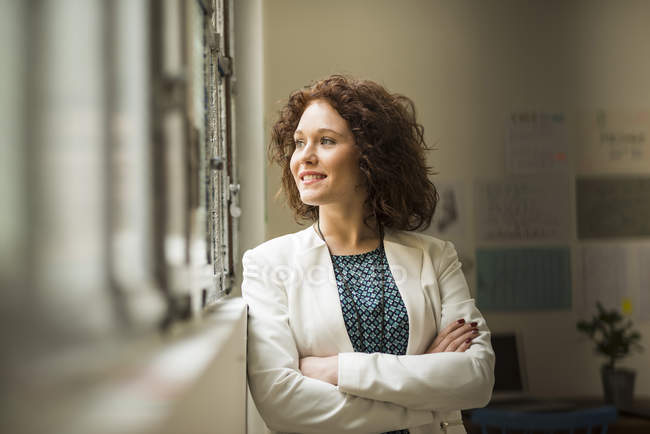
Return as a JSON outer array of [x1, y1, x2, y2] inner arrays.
[[149, 0, 238, 326], [2, 0, 237, 343]]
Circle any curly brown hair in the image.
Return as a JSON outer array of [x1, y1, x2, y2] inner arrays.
[[268, 75, 438, 231]]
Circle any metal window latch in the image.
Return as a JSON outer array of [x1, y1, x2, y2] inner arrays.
[[206, 19, 233, 76], [228, 183, 241, 217], [440, 418, 463, 433], [218, 55, 232, 77]]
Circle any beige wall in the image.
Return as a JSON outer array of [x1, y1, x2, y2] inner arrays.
[[234, 0, 266, 299], [239, 0, 650, 401]]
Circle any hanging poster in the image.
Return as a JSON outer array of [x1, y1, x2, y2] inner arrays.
[[475, 175, 571, 243], [476, 247, 571, 311], [576, 109, 650, 175], [506, 110, 568, 175]]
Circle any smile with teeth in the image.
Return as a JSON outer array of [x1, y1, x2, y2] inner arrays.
[[302, 174, 327, 182]]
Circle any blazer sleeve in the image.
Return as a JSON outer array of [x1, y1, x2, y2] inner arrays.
[[242, 248, 434, 433], [337, 240, 495, 412]]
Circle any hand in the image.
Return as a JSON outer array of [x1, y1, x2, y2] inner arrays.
[[299, 355, 339, 385], [426, 319, 479, 354]]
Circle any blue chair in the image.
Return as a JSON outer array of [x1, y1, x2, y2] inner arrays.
[[470, 405, 618, 434]]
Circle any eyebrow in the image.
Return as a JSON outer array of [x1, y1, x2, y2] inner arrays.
[[293, 128, 342, 137]]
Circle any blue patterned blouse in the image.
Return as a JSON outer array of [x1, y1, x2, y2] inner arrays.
[[331, 243, 410, 434]]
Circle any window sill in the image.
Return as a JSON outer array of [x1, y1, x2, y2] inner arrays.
[[4, 297, 247, 434]]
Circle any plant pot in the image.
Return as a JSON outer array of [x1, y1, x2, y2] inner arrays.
[[601, 365, 635, 407]]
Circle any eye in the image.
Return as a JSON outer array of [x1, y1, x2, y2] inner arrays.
[[294, 138, 305, 147], [320, 137, 336, 145]]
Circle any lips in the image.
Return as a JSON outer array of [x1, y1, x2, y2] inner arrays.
[[298, 171, 327, 187], [299, 171, 327, 180], [301, 174, 327, 185]]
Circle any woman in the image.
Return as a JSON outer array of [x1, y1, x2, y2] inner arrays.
[[242, 75, 494, 434]]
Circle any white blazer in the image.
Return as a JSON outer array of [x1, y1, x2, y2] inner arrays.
[[242, 225, 495, 434]]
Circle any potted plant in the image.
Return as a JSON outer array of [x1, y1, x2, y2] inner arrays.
[[577, 302, 643, 407]]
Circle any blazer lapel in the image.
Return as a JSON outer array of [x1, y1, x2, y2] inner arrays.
[[296, 227, 355, 353], [383, 230, 430, 355]]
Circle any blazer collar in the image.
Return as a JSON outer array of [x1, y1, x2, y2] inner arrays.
[[295, 225, 427, 354], [296, 223, 417, 253]]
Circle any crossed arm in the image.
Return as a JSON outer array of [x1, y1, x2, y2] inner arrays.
[[243, 250, 434, 433], [242, 241, 494, 432], [300, 317, 482, 386]]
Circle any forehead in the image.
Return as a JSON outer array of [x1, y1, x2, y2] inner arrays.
[[295, 99, 349, 135]]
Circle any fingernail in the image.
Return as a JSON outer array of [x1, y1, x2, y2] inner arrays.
[[465, 338, 472, 343], [470, 322, 478, 327], [472, 329, 479, 334], [457, 319, 465, 324]]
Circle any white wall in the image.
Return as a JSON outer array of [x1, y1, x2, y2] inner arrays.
[[237, 0, 650, 410]]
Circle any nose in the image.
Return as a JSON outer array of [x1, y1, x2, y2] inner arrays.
[[295, 139, 318, 165]]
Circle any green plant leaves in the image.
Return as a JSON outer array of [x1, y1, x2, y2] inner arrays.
[[576, 301, 644, 369]]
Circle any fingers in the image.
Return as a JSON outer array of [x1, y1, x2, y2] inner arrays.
[[446, 327, 479, 351], [430, 318, 468, 348], [437, 321, 478, 351], [455, 338, 472, 352], [427, 319, 480, 353]]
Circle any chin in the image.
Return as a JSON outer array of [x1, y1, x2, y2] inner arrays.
[[299, 193, 323, 207], [300, 197, 320, 207]]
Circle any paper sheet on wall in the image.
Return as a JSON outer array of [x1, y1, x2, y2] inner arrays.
[[420, 180, 466, 241], [576, 177, 650, 238], [576, 109, 650, 175], [506, 110, 568, 174], [475, 176, 571, 242], [476, 247, 571, 311], [579, 243, 650, 323], [579, 244, 630, 315], [419, 180, 473, 273]]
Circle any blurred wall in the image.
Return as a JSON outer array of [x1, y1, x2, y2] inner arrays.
[[236, 0, 650, 406], [234, 0, 265, 299]]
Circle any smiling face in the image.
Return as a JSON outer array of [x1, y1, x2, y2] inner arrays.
[[290, 99, 366, 208]]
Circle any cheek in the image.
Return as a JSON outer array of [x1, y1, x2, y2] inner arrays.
[[342, 155, 362, 182]]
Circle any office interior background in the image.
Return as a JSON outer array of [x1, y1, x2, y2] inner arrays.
[[1, 0, 649, 433]]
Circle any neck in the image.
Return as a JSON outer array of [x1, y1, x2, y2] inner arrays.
[[316, 204, 381, 255]]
